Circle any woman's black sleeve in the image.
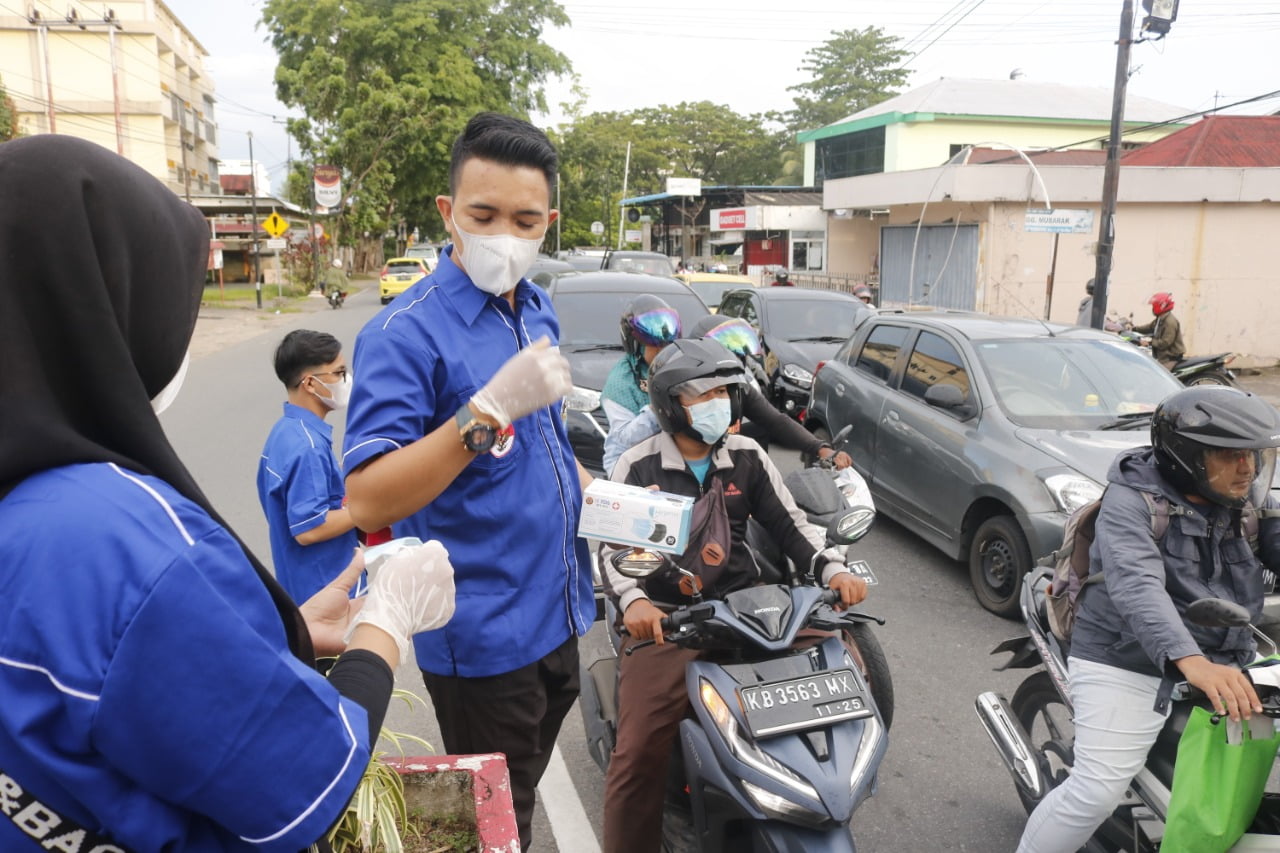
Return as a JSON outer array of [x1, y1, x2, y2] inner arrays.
[[742, 386, 824, 455], [326, 649, 395, 745]]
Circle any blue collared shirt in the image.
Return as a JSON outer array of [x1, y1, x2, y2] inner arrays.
[[0, 463, 369, 851], [343, 247, 593, 677], [257, 402, 359, 603]]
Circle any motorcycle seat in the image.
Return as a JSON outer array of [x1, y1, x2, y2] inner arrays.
[[1174, 353, 1231, 369]]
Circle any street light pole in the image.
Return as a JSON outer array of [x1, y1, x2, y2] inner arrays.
[[617, 141, 631, 249], [249, 131, 262, 309], [1090, 0, 1135, 330]]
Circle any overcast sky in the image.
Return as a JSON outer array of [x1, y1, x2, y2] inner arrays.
[[166, 0, 1280, 193]]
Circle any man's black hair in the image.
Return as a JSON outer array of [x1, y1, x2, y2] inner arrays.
[[274, 329, 341, 389], [448, 112, 558, 196]]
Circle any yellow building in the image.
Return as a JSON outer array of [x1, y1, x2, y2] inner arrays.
[[798, 77, 1190, 185], [0, 0, 219, 197]]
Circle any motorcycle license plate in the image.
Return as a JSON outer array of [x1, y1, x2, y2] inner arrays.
[[738, 668, 872, 738]]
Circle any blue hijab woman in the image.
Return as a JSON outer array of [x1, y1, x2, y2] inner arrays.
[[0, 136, 446, 851]]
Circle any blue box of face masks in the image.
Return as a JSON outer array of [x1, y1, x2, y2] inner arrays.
[[578, 479, 694, 554]]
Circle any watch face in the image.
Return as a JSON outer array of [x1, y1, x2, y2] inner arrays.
[[463, 423, 496, 452]]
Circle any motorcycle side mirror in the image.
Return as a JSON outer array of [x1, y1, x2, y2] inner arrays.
[[831, 424, 853, 447], [827, 506, 875, 546], [1187, 598, 1251, 628], [610, 549, 671, 579]]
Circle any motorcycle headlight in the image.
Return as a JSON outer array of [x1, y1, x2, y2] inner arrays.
[[741, 779, 829, 827], [781, 363, 814, 388], [564, 385, 601, 413], [696, 679, 821, 808], [1042, 473, 1104, 514]]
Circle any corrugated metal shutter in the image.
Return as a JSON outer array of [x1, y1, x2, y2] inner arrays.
[[879, 225, 978, 310]]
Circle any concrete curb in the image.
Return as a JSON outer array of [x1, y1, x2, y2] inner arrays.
[[384, 753, 520, 852]]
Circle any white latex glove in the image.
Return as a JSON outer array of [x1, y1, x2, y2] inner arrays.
[[469, 336, 572, 429], [345, 537, 456, 661]]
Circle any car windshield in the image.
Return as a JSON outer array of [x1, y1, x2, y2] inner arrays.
[[765, 298, 865, 342], [690, 280, 748, 307], [553, 291, 708, 347], [405, 247, 435, 258], [608, 256, 674, 276], [386, 262, 422, 275], [973, 338, 1183, 429]]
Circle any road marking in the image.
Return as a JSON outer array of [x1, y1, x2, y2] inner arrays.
[[538, 744, 601, 853]]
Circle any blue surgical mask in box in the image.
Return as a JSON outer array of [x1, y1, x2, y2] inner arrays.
[[578, 479, 694, 554]]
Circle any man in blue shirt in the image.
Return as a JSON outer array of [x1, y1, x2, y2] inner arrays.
[[343, 112, 593, 852], [258, 329, 360, 602]]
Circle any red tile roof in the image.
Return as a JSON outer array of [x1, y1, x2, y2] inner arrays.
[[1121, 116, 1280, 167]]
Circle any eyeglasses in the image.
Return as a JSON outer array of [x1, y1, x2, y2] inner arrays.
[[304, 367, 348, 384]]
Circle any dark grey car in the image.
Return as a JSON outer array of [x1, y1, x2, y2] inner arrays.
[[546, 271, 710, 474], [804, 311, 1183, 617], [717, 287, 874, 421]]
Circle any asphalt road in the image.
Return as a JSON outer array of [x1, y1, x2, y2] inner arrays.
[[162, 288, 1045, 852]]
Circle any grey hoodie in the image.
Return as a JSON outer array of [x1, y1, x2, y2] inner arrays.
[[1069, 447, 1280, 678]]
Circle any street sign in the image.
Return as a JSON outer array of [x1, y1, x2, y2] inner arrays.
[[313, 223, 325, 239], [1024, 208, 1094, 234], [262, 211, 289, 238], [590, 221, 605, 236], [265, 238, 287, 250], [625, 229, 642, 243], [666, 177, 701, 197]]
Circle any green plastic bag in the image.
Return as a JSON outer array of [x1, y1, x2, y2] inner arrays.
[[1161, 706, 1280, 853]]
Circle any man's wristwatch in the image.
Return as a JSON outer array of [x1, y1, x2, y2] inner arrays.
[[455, 405, 497, 453]]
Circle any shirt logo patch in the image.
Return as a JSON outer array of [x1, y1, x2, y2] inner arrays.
[[490, 424, 516, 459], [724, 482, 743, 497]]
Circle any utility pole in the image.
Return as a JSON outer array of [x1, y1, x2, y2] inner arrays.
[[1090, 0, 1135, 330], [249, 131, 262, 309], [617, 141, 631, 249], [28, 10, 127, 148], [311, 162, 322, 293]]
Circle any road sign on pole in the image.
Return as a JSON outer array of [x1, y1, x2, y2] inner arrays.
[[262, 212, 289, 238]]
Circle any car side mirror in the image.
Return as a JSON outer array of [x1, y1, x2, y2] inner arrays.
[[924, 384, 966, 410]]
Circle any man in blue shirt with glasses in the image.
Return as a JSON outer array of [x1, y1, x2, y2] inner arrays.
[[343, 112, 593, 852]]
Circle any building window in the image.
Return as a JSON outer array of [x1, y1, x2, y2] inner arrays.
[[814, 126, 885, 187], [791, 239, 824, 271]]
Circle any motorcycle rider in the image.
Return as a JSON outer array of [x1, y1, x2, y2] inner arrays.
[[600, 338, 867, 853], [1077, 278, 1095, 326], [601, 315, 853, 474], [854, 283, 875, 306], [600, 295, 683, 473], [1017, 386, 1280, 853], [772, 267, 795, 286], [1131, 291, 1186, 369]]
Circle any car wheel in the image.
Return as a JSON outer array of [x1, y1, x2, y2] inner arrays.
[[968, 515, 1030, 618], [380, 296, 390, 305]]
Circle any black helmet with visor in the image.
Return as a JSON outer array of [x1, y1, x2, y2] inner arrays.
[[648, 338, 747, 441], [1151, 386, 1280, 509]]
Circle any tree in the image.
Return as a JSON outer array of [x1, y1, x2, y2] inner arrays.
[[0, 75, 19, 142], [260, 0, 570, 269], [552, 101, 788, 248], [787, 26, 910, 133]]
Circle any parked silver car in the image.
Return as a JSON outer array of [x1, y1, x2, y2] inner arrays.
[[805, 311, 1183, 617]]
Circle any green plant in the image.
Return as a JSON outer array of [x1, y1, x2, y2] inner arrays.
[[320, 689, 434, 853]]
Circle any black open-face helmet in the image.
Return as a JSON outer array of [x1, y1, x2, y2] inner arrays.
[[648, 338, 747, 441], [1151, 386, 1280, 509], [620, 294, 681, 362]]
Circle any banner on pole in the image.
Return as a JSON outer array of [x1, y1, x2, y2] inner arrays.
[[314, 165, 342, 209]]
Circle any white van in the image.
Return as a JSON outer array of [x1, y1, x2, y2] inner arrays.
[[404, 244, 438, 271]]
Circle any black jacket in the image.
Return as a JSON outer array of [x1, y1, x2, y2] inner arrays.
[[603, 432, 843, 612]]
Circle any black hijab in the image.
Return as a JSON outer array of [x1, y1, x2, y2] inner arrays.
[[0, 135, 313, 663]]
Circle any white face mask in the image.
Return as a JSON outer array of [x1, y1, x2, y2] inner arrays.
[[451, 214, 544, 296], [151, 350, 190, 415], [310, 371, 353, 412], [685, 396, 733, 444]]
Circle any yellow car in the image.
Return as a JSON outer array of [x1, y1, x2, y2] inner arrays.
[[379, 257, 429, 304], [675, 272, 757, 312]]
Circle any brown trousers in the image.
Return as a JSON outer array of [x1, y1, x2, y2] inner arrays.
[[602, 637, 702, 853]]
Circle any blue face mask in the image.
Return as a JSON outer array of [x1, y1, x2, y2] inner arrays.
[[685, 397, 732, 444]]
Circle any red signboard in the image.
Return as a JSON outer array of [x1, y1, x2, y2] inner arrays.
[[716, 208, 748, 230]]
